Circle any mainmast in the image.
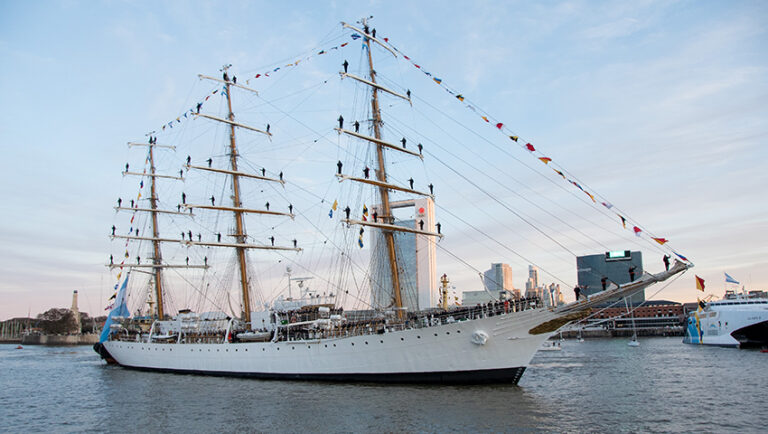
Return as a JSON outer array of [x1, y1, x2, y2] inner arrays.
[[223, 65, 252, 324], [192, 67, 300, 325]]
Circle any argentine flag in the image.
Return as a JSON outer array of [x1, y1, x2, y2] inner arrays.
[[724, 272, 740, 285]]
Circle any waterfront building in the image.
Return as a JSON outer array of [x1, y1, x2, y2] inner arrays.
[[370, 198, 437, 311], [461, 290, 497, 306], [577, 251, 645, 305], [584, 300, 684, 332]]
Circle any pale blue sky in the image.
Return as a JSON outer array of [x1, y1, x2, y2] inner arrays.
[[1, 0, 766, 319]]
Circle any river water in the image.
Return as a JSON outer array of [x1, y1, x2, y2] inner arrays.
[[1, 338, 765, 433]]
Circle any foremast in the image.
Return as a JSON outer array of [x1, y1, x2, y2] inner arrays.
[[363, 26, 406, 320]]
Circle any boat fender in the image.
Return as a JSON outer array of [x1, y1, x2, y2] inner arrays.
[[471, 330, 489, 345]]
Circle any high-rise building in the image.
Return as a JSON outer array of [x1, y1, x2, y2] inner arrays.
[[370, 198, 437, 312], [576, 250, 645, 305], [483, 263, 514, 293], [529, 265, 539, 288]]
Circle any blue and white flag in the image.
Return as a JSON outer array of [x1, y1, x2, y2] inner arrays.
[[724, 272, 740, 285], [100, 273, 131, 343]]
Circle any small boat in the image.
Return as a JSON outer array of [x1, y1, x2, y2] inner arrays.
[[15, 345, 23, 349], [625, 297, 640, 347], [628, 334, 640, 347], [540, 341, 562, 351]]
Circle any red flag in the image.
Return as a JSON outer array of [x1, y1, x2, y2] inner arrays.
[[695, 275, 705, 291], [525, 143, 535, 152], [633, 226, 642, 236], [652, 237, 668, 245], [341, 42, 348, 47], [495, 123, 503, 129]]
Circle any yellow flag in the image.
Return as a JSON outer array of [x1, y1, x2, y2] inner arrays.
[[332, 199, 338, 211]]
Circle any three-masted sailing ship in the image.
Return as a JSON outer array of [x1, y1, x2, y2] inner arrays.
[[95, 20, 691, 383]]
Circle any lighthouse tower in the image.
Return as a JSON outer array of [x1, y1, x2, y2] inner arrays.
[[71, 290, 81, 334]]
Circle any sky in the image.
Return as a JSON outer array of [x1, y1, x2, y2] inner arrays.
[[0, 0, 766, 320]]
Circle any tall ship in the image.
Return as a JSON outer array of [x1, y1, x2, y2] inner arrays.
[[95, 19, 691, 383], [684, 285, 768, 348]]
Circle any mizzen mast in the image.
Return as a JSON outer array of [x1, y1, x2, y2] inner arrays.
[[147, 141, 165, 318]]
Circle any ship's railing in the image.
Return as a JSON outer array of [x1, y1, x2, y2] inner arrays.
[[109, 297, 544, 344]]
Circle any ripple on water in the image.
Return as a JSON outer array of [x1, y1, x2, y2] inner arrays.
[[0, 338, 766, 433]]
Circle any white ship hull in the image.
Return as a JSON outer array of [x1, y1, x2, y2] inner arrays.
[[103, 309, 558, 384], [684, 297, 768, 347]]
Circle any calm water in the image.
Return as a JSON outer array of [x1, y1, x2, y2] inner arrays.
[[1, 338, 765, 433]]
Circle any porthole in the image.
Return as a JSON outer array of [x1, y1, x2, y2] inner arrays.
[[434, 333, 438, 337], [380, 340, 384, 344], [417, 336, 421, 339], [351, 342, 355, 346], [457, 330, 461, 333], [324, 344, 328, 348], [333, 344, 336, 347], [446, 332, 450, 335], [365, 341, 368, 345], [262, 348, 265, 352], [292, 346, 295, 350], [400, 338, 404, 341]]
